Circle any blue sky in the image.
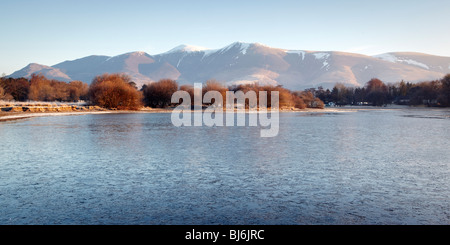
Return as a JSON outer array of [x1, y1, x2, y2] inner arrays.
[[1, 0, 449, 75]]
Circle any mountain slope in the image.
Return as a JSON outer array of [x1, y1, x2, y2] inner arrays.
[[9, 63, 72, 82], [373, 52, 450, 74], [9, 43, 450, 90]]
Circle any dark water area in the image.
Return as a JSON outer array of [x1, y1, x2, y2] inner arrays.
[[0, 108, 449, 224]]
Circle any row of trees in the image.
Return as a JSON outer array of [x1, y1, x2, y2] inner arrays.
[[312, 74, 450, 107], [0, 74, 89, 102], [141, 79, 325, 109], [0, 77, 30, 101], [3, 73, 449, 109], [88, 74, 326, 110], [2, 73, 325, 110], [230, 83, 324, 109]]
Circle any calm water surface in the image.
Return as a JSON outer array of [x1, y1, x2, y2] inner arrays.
[[0, 108, 449, 224]]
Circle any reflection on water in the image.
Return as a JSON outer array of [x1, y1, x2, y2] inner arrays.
[[0, 109, 449, 224]]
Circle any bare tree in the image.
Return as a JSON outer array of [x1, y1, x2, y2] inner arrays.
[[0, 86, 13, 100], [88, 73, 143, 110], [142, 79, 179, 108], [365, 78, 388, 106], [68, 81, 89, 101], [203, 80, 228, 106]]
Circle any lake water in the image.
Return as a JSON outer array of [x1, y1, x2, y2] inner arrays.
[[0, 108, 449, 225]]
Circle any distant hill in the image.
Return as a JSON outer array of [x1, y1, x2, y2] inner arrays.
[[9, 42, 450, 90]]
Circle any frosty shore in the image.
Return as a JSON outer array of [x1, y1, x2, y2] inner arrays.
[[0, 99, 413, 123]]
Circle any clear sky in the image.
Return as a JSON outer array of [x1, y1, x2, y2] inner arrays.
[[1, 0, 449, 75]]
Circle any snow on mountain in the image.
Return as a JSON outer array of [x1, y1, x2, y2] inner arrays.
[[222, 42, 251, 55], [215, 42, 248, 54], [163, 44, 210, 54], [374, 53, 429, 69], [8, 43, 450, 90], [312, 53, 331, 60], [373, 53, 397, 63], [373, 52, 450, 73], [286, 50, 306, 60]]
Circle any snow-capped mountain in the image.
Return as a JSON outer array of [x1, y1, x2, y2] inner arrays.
[[9, 42, 450, 90], [162, 44, 210, 54]]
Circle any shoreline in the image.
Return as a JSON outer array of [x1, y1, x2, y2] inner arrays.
[[0, 104, 446, 122], [0, 110, 117, 122], [0, 107, 336, 122]]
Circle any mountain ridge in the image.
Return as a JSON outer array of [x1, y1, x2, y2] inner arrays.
[[9, 42, 450, 90]]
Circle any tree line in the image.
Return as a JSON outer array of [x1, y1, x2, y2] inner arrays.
[[3, 72, 449, 109], [7, 72, 449, 109], [142, 79, 325, 109], [1, 73, 326, 110], [0, 74, 89, 102], [310, 74, 450, 107]]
